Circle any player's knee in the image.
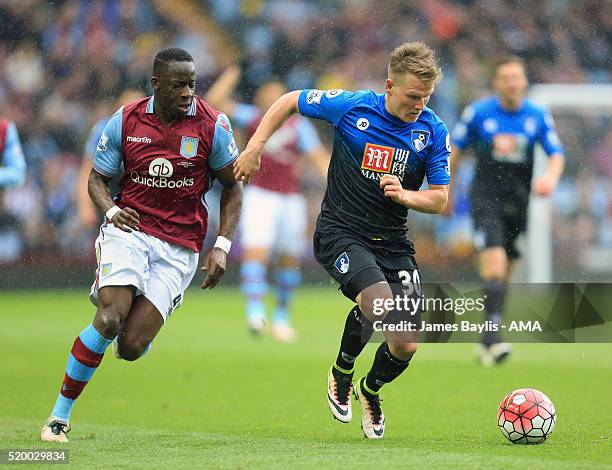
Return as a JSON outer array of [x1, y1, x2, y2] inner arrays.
[[388, 342, 418, 361], [94, 302, 125, 338], [480, 248, 508, 280], [116, 335, 148, 361], [358, 283, 393, 321]]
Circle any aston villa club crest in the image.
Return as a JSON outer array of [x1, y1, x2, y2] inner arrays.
[[180, 136, 199, 159], [411, 130, 430, 152]]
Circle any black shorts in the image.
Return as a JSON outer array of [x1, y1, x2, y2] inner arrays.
[[471, 200, 527, 259], [313, 231, 421, 301]]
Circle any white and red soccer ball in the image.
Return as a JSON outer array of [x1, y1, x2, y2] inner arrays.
[[497, 388, 556, 444]]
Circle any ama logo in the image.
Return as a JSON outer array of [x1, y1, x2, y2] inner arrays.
[[334, 252, 350, 274]]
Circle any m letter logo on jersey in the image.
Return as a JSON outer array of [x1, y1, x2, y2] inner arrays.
[[362, 143, 394, 173], [411, 130, 430, 152], [180, 136, 199, 159], [335, 252, 350, 274]]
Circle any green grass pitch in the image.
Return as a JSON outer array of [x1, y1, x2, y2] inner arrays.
[[1, 288, 610, 469]]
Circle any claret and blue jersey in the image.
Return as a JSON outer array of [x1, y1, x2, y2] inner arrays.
[[92, 96, 238, 252], [298, 89, 451, 241]]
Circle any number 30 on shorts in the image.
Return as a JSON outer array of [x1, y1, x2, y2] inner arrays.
[[398, 269, 422, 296]]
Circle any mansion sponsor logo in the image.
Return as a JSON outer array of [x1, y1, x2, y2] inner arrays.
[[126, 135, 152, 144], [361, 143, 410, 182]]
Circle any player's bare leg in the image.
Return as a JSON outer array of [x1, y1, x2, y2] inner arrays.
[[271, 254, 300, 343], [478, 247, 512, 366], [240, 247, 269, 335], [115, 296, 165, 361], [42, 286, 134, 442]]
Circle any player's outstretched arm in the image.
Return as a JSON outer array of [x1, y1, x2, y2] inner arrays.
[[201, 165, 243, 289], [233, 90, 301, 183], [306, 145, 330, 181], [380, 174, 449, 214], [204, 64, 241, 115], [88, 169, 140, 232], [533, 153, 564, 197]]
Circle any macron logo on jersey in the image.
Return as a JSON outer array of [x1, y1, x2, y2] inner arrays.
[[126, 135, 152, 144]]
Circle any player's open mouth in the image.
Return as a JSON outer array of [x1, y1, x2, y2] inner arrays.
[[177, 102, 192, 112]]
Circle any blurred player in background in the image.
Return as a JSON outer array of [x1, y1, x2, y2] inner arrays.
[[41, 48, 243, 442], [206, 65, 328, 342], [235, 42, 450, 439], [0, 117, 26, 260], [0, 118, 26, 189], [451, 56, 565, 366], [76, 89, 145, 228]]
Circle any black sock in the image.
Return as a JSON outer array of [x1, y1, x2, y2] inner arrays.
[[334, 306, 373, 373], [364, 342, 412, 394], [482, 280, 507, 346]]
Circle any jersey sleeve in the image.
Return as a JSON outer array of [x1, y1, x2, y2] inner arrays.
[[425, 122, 452, 185], [209, 113, 239, 171], [451, 104, 477, 151], [538, 110, 564, 157], [231, 103, 259, 128], [297, 89, 365, 126], [0, 122, 26, 188], [295, 118, 322, 154], [92, 108, 123, 177], [84, 119, 108, 160]]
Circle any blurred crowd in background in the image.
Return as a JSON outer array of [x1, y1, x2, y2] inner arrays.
[[0, 0, 610, 282]]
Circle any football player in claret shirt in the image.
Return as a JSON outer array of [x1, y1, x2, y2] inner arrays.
[[41, 48, 243, 442], [451, 56, 565, 366], [235, 42, 451, 439], [206, 65, 328, 342]]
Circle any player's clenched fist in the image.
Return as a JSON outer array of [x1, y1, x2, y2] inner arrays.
[[380, 174, 406, 205], [233, 146, 262, 183], [200, 248, 227, 289], [110, 207, 140, 232]]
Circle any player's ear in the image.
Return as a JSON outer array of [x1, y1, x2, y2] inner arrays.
[[385, 78, 393, 95], [151, 76, 160, 92]]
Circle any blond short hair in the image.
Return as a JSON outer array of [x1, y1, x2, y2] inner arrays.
[[388, 42, 443, 86]]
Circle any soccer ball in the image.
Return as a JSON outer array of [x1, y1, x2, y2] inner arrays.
[[497, 388, 556, 444]]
